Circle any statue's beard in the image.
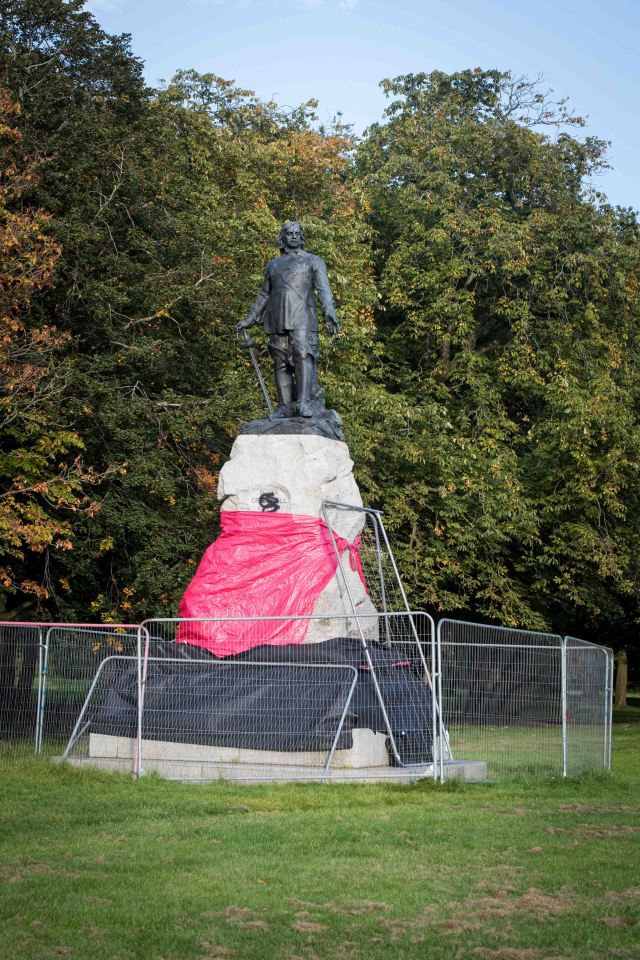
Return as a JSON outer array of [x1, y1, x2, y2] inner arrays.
[[282, 241, 303, 252]]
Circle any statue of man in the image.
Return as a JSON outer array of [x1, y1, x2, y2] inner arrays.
[[237, 221, 339, 419]]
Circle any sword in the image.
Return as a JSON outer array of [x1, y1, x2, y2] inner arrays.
[[237, 327, 274, 417]]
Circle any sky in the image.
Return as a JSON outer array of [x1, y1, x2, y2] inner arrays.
[[85, 0, 640, 211]]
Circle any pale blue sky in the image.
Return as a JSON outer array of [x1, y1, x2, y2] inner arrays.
[[86, 0, 639, 210]]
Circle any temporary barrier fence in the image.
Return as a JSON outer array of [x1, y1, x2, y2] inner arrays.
[[318, 502, 451, 776], [564, 636, 614, 778], [1, 616, 613, 781], [133, 612, 439, 781], [0, 622, 43, 757], [0, 622, 139, 760], [437, 619, 614, 780], [320, 500, 421, 644], [36, 624, 140, 753]]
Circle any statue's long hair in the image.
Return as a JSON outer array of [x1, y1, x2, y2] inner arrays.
[[278, 220, 305, 252]]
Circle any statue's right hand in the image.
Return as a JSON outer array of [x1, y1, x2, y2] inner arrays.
[[236, 317, 254, 331]]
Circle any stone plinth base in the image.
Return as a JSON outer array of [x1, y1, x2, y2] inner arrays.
[[59, 756, 487, 784], [88, 729, 389, 769], [55, 733, 487, 783]]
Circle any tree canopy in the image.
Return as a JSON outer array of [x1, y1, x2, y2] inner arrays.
[[358, 69, 640, 646], [1, 4, 638, 665]]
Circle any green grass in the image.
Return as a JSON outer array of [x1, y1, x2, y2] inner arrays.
[[1, 713, 639, 960]]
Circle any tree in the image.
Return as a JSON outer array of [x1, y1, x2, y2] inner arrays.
[[358, 70, 640, 647], [0, 84, 100, 607], [55, 71, 378, 623], [0, 2, 377, 621]]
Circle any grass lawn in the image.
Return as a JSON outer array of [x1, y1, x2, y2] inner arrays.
[[1, 706, 639, 960]]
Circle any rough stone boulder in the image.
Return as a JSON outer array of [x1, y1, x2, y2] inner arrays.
[[217, 433, 378, 643]]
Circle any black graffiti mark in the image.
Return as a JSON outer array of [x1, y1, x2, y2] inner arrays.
[[259, 491, 281, 513]]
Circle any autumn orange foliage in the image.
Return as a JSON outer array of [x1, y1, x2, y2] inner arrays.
[[0, 87, 97, 605]]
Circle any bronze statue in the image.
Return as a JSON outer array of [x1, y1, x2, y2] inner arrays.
[[237, 221, 339, 419]]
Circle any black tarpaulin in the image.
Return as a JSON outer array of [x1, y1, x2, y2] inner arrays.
[[91, 638, 434, 764]]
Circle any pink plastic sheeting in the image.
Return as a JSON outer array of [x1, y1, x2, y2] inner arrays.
[[177, 511, 367, 656]]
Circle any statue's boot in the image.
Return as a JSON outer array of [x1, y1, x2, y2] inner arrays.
[[270, 363, 294, 420], [270, 403, 294, 420], [295, 355, 315, 418]]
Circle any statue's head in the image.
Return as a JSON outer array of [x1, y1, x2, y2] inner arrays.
[[279, 220, 305, 252]]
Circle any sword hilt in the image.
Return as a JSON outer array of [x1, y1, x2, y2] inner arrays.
[[236, 328, 257, 350]]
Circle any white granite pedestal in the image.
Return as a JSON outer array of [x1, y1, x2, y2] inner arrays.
[[217, 433, 378, 643]]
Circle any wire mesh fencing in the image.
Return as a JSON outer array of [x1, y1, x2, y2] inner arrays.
[[127, 613, 439, 781], [320, 500, 417, 640], [59, 653, 144, 769], [1, 615, 613, 782], [0, 622, 43, 758], [37, 625, 140, 756], [564, 637, 614, 777], [437, 619, 565, 779], [437, 620, 613, 780], [318, 501, 449, 773]]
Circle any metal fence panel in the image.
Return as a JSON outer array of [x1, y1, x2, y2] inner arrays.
[[37, 625, 139, 754], [136, 613, 438, 781], [0, 622, 43, 758], [141, 657, 358, 782], [437, 619, 564, 779], [320, 500, 421, 637], [564, 637, 614, 776], [61, 654, 140, 767]]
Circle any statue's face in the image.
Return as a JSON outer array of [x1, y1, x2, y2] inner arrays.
[[283, 223, 303, 250]]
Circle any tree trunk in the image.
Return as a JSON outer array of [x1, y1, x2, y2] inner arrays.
[[614, 648, 628, 709]]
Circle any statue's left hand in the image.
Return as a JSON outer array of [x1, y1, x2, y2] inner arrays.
[[325, 315, 340, 336]]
